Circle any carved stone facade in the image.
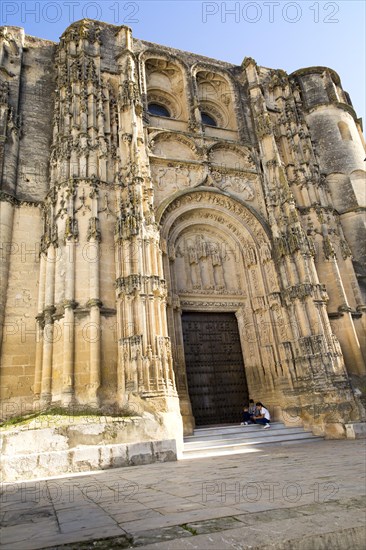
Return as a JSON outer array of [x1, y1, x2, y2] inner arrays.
[[0, 21, 365, 443]]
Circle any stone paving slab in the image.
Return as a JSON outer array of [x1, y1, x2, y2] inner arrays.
[[0, 440, 365, 549]]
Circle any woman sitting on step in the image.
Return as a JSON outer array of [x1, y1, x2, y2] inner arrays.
[[252, 402, 271, 429]]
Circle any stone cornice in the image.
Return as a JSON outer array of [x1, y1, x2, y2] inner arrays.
[[37, 302, 116, 322], [0, 191, 41, 207], [290, 66, 341, 85]]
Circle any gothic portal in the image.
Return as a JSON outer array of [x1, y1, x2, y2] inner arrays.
[[0, 20, 365, 443]]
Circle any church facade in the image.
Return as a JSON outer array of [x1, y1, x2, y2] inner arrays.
[[1, 20, 365, 443]]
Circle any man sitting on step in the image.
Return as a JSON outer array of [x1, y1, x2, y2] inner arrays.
[[252, 402, 271, 429]]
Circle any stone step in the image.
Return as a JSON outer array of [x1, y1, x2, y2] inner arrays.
[[182, 434, 322, 459], [182, 422, 323, 459], [187, 422, 285, 437], [184, 429, 314, 449], [184, 424, 305, 443]]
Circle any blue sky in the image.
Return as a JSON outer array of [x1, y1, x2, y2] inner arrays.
[[1, 1, 365, 124]]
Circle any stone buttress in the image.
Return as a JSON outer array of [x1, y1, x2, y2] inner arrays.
[[31, 21, 181, 441]]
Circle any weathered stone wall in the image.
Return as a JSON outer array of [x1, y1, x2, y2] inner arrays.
[[16, 35, 56, 201], [0, 416, 178, 481], [0, 204, 42, 417]]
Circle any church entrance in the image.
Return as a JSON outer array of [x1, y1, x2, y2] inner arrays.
[[182, 312, 248, 426]]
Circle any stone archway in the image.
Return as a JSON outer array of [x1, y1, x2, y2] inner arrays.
[[158, 189, 296, 434]]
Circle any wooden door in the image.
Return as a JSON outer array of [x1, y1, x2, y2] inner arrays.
[[182, 312, 248, 426]]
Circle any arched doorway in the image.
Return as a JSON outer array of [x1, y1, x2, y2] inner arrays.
[[158, 189, 288, 434]]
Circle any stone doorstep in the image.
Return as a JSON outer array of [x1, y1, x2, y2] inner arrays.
[[0, 439, 177, 483]]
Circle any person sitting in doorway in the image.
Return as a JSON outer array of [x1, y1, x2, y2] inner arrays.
[[241, 399, 257, 425], [252, 402, 271, 429]]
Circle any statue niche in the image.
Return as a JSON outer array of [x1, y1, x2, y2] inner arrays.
[[174, 230, 239, 295]]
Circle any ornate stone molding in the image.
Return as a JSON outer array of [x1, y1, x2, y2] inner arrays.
[[159, 189, 270, 243], [116, 275, 167, 297], [282, 283, 328, 304], [180, 300, 244, 310]]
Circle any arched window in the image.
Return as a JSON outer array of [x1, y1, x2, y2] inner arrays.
[[148, 103, 170, 118], [201, 111, 217, 127], [338, 121, 353, 141]]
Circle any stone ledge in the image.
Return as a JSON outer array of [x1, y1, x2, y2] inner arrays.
[[345, 422, 366, 439], [0, 438, 177, 482], [0, 416, 180, 482]]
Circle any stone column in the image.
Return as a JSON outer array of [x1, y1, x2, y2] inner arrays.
[[87, 212, 101, 404], [62, 237, 75, 405], [40, 244, 56, 405], [33, 252, 47, 398]]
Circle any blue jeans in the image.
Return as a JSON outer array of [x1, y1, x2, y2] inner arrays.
[[242, 412, 255, 423], [254, 417, 270, 425]]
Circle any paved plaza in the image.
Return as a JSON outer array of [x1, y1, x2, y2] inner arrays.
[[1, 439, 365, 549]]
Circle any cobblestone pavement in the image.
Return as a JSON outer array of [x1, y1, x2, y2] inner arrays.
[[1, 440, 365, 549]]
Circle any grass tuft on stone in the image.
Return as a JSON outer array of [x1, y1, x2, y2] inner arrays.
[[0, 406, 140, 430]]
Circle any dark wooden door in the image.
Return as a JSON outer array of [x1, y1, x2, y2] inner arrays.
[[182, 312, 248, 426]]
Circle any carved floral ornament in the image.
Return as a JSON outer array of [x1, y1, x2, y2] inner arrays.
[[60, 21, 101, 46], [145, 58, 181, 78]]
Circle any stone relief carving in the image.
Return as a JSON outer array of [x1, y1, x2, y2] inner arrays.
[[161, 191, 267, 241], [210, 170, 255, 200], [156, 164, 191, 190], [150, 162, 205, 204], [179, 234, 226, 292], [172, 230, 245, 296], [0, 28, 19, 75]]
